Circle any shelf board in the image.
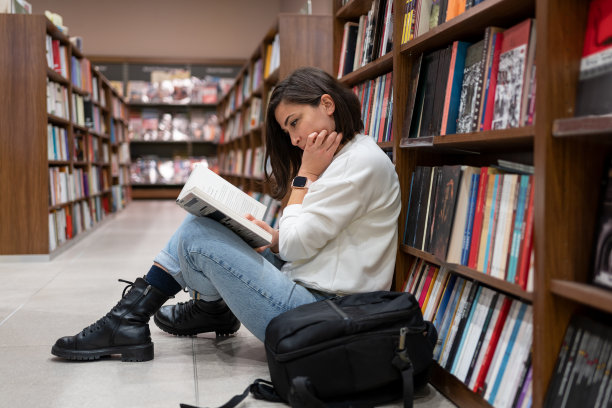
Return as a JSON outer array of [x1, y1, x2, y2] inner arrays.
[[265, 68, 280, 85], [379, 141, 393, 150], [336, 0, 373, 19], [400, 0, 533, 56], [400, 126, 534, 151], [48, 160, 70, 166], [46, 67, 70, 86], [430, 363, 492, 408], [402, 245, 533, 302], [47, 114, 70, 126], [131, 186, 182, 199], [72, 85, 90, 97], [128, 102, 217, 109], [339, 52, 393, 87], [553, 115, 612, 139], [550, 280, 612, 314]]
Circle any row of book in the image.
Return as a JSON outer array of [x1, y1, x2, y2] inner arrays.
[[223, 97, 264, 143], [353, 72, 393, 143], [337, 0, 393, 78], [45, 35, 68, 79], [47, 80, 69, 119], [109, 119, 127, 144], [404, 260, 533, 408], [404, 163, 534, 289], [90, 75, 106, 107], [219, 146, 267, 179], [111, 185, 127, 212], [402, 19, 536, 142], [544, 314, 612, 407], [129, 157, 212, 186], [264, 33, 281, 79], [70, 56, 92, 93], [83, 100, 106, 135], [401, 0, 489, 44], [49, 165, 111, 206], [47, 124, 69, 161], [250, 191, 282, 230], [48, 196, 111, 251], [128, 110, 221, 143]]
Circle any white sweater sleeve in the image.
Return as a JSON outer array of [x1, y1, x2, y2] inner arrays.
[[278, 176, 365, 261]]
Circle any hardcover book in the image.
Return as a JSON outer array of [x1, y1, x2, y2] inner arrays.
[[592, 158, 612, 290], [176, 164, 272, 248], [456, 40, 486, 134]]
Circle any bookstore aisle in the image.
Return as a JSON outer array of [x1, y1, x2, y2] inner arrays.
[[0, 200, 455, 408]]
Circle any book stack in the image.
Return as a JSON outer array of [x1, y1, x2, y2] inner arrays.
[[401, 19, 536, 143], [353, 72, 393, 143], [404, 259, 533, 408], [403, 162, 534, 289], [337, 0, 393, 78]]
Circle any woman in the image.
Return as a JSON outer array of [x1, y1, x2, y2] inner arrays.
[[51, 67, 401, 362]]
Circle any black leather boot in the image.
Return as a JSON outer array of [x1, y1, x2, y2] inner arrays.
[[51, 277, 169, 362], [153, 299, 240, 336]]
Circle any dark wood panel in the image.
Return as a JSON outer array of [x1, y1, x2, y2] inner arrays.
[[0, 15, 48, 255]]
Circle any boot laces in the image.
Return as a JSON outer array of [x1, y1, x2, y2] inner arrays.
[[81, 279, 135, 336], [175, 300, 201, 323]]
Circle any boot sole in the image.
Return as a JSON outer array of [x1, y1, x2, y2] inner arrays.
[[153, 315, 240, 337], [51, 342, 154, 362]]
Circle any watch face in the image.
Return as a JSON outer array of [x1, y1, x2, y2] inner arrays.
[[292, 176, 308, 188]]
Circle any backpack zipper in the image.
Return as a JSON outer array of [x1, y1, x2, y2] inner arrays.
[[325, 299, 350, 320]]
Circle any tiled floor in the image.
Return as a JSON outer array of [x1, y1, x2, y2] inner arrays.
[[0, 200, 455, 408]]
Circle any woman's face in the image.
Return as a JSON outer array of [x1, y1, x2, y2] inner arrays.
[[274, 94, 336, 150]]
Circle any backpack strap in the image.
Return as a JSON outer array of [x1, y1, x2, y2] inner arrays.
[[179, 379, 283, 408]]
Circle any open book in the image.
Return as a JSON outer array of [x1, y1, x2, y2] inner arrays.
[[176, 164, 272, 248]]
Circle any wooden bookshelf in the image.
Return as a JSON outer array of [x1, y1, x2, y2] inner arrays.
[[217, 13, 333, 197], [0, 14, 129, 258], [330, 0, 612, 407]]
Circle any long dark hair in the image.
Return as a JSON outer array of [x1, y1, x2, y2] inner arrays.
[[264, 67, 364, 199]]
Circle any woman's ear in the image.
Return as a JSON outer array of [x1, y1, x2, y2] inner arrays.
[[320, 94, 335, 115]]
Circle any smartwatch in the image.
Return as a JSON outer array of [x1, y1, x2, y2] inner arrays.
[[291, 176, 313, 189]]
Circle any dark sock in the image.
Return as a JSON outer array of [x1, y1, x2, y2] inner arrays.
[[145, 265, 182, 296]]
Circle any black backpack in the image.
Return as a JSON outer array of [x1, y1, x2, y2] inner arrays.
[[181, 291, 437, 408]]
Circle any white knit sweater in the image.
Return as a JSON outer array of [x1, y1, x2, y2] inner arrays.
[[278, 134, 401, 294]]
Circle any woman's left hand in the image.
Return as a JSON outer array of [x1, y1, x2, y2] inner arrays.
[[245, 214, 279, 253], [299, 130, 343, 180]]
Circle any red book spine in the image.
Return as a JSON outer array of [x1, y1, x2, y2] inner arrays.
[[378, 72, 393, 142], [483, 33, 503, 131], [517, 178, 535, 288], [418, 266, 435, 308], [473, 296, 513, 394], [52, 39, 61, 73], [468, 167, 489, 268]]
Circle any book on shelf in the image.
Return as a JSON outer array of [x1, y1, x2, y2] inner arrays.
[[338, 21, 359, 78], [491, 19, 535, 130], [592, 157, 612, 290], [575, 0, 612, 117], [544, 314, 612, 407], [456, 39, 485, 134], [403, 164, 535, 286], [176, 164, 272, 248]]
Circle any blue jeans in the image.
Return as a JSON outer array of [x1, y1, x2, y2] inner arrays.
[[154, 215, 331, 341]]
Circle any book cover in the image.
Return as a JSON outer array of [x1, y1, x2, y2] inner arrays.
[[473, 296, 512, 394], [338, 21, 359, 78], [490, 174, 519, 279], [429, 165, 462, 259], [575, 0, 612, 116], [460, 173, 480, 265], [429, 46, 453, 136], [440, 280, 474, 367], [176, 164, 272, 248], [414, 166, 432, 248], [434, 277, 466, 361], [516, 179, 535, 289], [506, 175, 531, 282], [444, 282, 479, 370], [483, 31, 504, 131], [592, 158, 612, 290], [543, 318, 579, 407], [446, 166, 480, 263], [421, 266, 440, 313], [480, 174, 502, 273], [432, 273, 458, 330], [440, 41, 470, 135], [491, 19, 533, 130], [401, 54, 424, 144], [456, 40, 486, 134], [465, 292, 502, 387], [424, 268, 450, 321], [418, 50, 444, 137], [450, 285, 484, 376], [468, 167, 494, 268], [478, 27, 505, 131], [519, 23, 537, 126]]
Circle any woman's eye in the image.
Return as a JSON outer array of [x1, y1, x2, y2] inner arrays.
[[290, 119, 298, 127]]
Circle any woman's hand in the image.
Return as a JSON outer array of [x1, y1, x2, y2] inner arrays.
[[245, 214, 279, 253], [299, 130, 343, 180]]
